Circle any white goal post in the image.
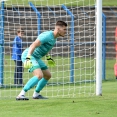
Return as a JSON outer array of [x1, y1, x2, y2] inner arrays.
[[96, 0, 102, 96], [0, 0, 102, 99]]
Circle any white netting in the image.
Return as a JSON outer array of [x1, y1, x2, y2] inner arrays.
[[0, 0, 96, 99]]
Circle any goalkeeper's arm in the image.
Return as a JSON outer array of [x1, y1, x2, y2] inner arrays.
[[27, 39, 41, 57], [24, 39, 41, 68]]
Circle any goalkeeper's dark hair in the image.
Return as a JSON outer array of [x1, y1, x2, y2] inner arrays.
[[56, 21, 67, 27]]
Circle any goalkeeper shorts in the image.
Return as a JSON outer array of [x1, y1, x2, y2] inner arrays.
[[21, 52, 48, 72]]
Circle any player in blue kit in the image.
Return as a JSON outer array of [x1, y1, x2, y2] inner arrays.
[[16, 21, 67, 100]]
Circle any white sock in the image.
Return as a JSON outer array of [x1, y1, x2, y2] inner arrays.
[[19, 90, 26, 96], [33, 91, 39, 97]]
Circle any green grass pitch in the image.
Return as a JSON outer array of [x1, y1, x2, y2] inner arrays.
[[0, 81, 117, 117], [0, 55, 116, 117], [1, 0, 117, 117]]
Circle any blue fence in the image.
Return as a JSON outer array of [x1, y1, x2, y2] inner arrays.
[[29, 2, 41, 35], [61, 5, 75, 82], [0, 1, 4, 85], [0, 2, 107, 85], [102, 13, 106, 80]]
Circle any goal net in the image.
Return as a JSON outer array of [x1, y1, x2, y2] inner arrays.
[[0, 0, 96, 99]]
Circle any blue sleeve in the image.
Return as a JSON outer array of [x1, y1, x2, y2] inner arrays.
[[13, 36, 20, 44]]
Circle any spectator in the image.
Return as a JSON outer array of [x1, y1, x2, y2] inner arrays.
[[12, 28, 24, 85]]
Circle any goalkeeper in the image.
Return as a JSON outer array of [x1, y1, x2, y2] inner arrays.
[[16, 20, 67, 100]]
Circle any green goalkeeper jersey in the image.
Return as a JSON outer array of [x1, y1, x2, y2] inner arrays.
[[24, 30, 57, 59]]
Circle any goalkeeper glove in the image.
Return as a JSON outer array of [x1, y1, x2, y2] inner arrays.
[[46, 55, 56, 67], [24, 56, 32, 69]]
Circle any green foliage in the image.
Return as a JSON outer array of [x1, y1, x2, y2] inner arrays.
[[5, 0, 95, 6], [4, 0, 117, 6], [103, 0, 117, 6]]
